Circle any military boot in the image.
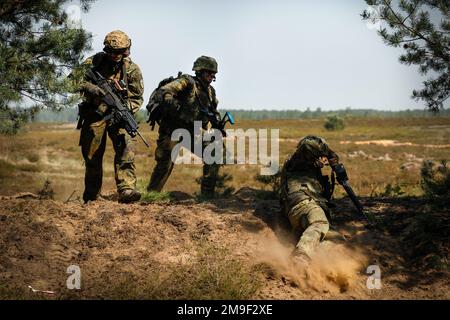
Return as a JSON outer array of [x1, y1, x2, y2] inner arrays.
[[147, 162, 174, 192], [118, 189, 141, 203], [291, 248, 311, 268], [83, 191, 100, 204]]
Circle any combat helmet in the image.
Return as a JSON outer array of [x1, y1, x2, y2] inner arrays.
[[103, 30, 131, 52], [298, 135, 327, 157], [192, 56, 218, 73]]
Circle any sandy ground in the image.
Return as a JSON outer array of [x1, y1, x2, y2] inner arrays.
[[0, 189, 448, 299]]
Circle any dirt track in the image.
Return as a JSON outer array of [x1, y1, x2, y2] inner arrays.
[[0, 189, 448, 299]]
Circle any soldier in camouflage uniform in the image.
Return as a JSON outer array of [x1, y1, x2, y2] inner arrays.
[[146, 56, 222, 198], [77, 30, 144, 203], [280, 135, 341, 264]]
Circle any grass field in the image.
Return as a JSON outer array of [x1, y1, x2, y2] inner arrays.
[[1, 117, 449, 300], [0, 117, 449, 201]]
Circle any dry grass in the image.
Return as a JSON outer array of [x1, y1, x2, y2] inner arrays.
[[0, 117, 449, 200], [59, 241, 261, 300]]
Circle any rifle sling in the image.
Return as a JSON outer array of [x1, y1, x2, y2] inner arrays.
[[192, 77, 214, 116], [121, 61, 129, 98]]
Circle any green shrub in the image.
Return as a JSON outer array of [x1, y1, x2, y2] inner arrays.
[[324, 115, 345, 131], [254, 171, 281, 199], [25, 153, 40, 163], [140, 190, 172, 203], [401, 210, 449, 270], [380, 183, 405, 197], [196, 172, 235, 199], [37, 179, 54, 199], [421, 160, 450, 200], [0, 107, 33, 135]]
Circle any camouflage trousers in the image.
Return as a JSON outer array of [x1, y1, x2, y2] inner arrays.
[[147, 129, 222, 197], [281, 177, 330, 258], [80, 119, 137, 202]]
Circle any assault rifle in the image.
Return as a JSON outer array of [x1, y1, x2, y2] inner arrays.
[[333, 163, 370, 221], [85, 68, 150, 147], [200, 107, 235, 137]]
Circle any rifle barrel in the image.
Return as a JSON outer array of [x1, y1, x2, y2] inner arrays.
[[342, 181, 364, 214], [137, 130, 150, 148]]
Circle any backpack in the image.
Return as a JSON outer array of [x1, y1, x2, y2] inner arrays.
[[146, 71, 182, 130]]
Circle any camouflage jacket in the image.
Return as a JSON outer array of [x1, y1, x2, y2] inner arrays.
[[159, 74, 220, 130], [280, 135, 340, 203], [79, 52, 144, 115]]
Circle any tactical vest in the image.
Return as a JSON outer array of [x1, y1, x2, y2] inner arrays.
[[78, 53, 132, 124], [91, 52, 130, 94], [164, 74, 218, 130]]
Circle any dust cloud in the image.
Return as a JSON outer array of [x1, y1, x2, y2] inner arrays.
[[255, 234, 368, 294]]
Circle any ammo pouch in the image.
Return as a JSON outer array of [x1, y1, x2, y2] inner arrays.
[[77, 101, 108, 129]]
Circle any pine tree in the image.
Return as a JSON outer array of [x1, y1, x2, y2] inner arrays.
[[0, 0, 94, 133], [362, 0, 449, 111]]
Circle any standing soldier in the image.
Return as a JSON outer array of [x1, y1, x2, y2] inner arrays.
[[280, 135, 343, 265], [76, 30, 144, 203], [146, 56, 222, 198]]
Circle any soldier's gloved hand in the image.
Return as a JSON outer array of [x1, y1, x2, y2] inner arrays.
[[328, 156, 339, 167], [164, 94, 180, 110], [214, 113, 222, 124], [80, 82, 105, 97]]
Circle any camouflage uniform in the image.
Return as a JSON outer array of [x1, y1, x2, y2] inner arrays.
[[147, 56, 222, 197], [280, 135, 340, 259], [77, 31, 144, 203]]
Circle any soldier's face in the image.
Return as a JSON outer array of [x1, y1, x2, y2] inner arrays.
[[201, 70, 217, 84], [108, 52, 123, 62]]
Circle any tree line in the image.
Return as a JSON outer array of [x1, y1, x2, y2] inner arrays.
[[30, 107, 450, 123], [1, 0, 448, 132]]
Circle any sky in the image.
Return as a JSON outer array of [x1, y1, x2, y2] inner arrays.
[[67, 0, 447, 111]]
